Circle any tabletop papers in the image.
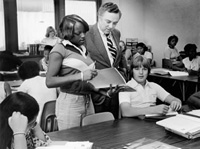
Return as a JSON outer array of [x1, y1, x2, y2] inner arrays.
[[122, 138, 181, 149], [36, 141, 93, 149], [151, 68, 189, 76], [156, 114, 200, 139]]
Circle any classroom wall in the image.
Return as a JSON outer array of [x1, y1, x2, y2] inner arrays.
[[102, 0, 200, 67]]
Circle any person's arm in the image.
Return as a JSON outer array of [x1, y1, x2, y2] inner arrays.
[[120, 102, 170, 117], [164, 48, 171, 59], [4, 82, 11, 97], [119, 91, 170, 117], [39, 59, 44, 71], [46, 52, 97, 88], [32, 123, 46, 141], [8, 112, 28, 149], [164, 94, 182, 111]]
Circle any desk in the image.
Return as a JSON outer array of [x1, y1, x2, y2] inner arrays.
[[18, 55, 43, 63], [148, 73, 199, 102], [48, 118, 198, 149]]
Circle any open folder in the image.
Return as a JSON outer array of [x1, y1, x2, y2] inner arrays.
[[150, 68, 189, 76], [156, 114, 200, 139], [88, 68, 126, 88]]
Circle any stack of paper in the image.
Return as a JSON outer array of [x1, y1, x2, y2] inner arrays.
[[145, 111, 178, 118], [187, 110, 200, 118], [122, 138, 181, 149], [156, 114, 200, 139], [36, 141, 93, 149], [150, 68, 169, 75], [145, 108, 178, 119], [168, 71, 189, 77], [150, 68, 189, 76]]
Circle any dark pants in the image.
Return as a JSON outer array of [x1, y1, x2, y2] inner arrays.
[[93, 93, 119, 119], [180, 91, 200, 112], [187, 91, 200, 110]]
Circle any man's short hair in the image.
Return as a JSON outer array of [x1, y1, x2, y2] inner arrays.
[[98, 2, 122, 19]]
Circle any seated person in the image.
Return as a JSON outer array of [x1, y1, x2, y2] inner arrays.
[[134, 42, 153, 65], [119, 40, 132, 81], [119, 55, 182, 117], [0, 92, 51, 149], [184, 91, 200, 112], [0, 51, 22, 71], [182, 43, 200, 75], [39, 45, 53, 71], [39, 26, 61, 52], [18, 61, 57, 124], [0, 81, 11, 103], [163, 35, 184, 71]]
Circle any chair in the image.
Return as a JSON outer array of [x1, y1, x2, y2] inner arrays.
[[40, 100, 58, 133], [82, 112, 115, 126], [162, 59, 172, 69]]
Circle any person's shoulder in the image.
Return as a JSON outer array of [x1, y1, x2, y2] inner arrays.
[[148, 81, 162, 88], [41, 37, 48, 43], [51, 43, 65, 51], [87, 24, 97, 34], [113, 28, 120, 33]]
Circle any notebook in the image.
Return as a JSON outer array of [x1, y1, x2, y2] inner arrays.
[[151, 68, 189, 76], [36, 141, 93, 149], [88, 68, 126, 88], [156, 114, 200, 139]]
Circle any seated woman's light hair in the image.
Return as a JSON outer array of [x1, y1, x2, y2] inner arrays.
[[131, 55, 151, 74], [45, 26, 56, 37]]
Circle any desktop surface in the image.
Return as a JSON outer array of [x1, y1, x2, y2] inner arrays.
[[48, 118, 198, 149]]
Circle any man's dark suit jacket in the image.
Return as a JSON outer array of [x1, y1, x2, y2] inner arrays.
[[85, 24, 123, 70], [85, 24, 125, 119]]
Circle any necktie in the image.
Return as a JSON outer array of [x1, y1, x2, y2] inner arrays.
[[106, 35, 117, 62]]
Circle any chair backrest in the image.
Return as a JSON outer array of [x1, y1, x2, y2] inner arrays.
[[40, 100, 58, 133], [162, 59, 172, 69], [82, 112, 115, 126]]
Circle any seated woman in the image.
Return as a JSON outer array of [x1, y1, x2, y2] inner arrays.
[[18, 61, 57, 124], [119, 55, 182, 118], [0, 92, 51, 149], [39, 45, 53, 71], [39, 26, 61, 51], [182, 43, 200, 75], [119, 40, 132, 81], [134, 42, 153, 65], [163, 35, 184, 71]]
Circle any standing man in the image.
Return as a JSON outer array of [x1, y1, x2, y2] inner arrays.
[[85, 2, 126, 119]]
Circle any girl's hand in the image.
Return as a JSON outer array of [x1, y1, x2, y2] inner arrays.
[[8, 112, 28, 134], [156, 104, 170, 115], [106, 84, 121, 98], [83, 69, 98, 81], [170, 100, 182, 111]]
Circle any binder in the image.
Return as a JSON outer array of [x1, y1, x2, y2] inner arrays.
[[88, 68, 126, 88], [156, 114, 200, 139]]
